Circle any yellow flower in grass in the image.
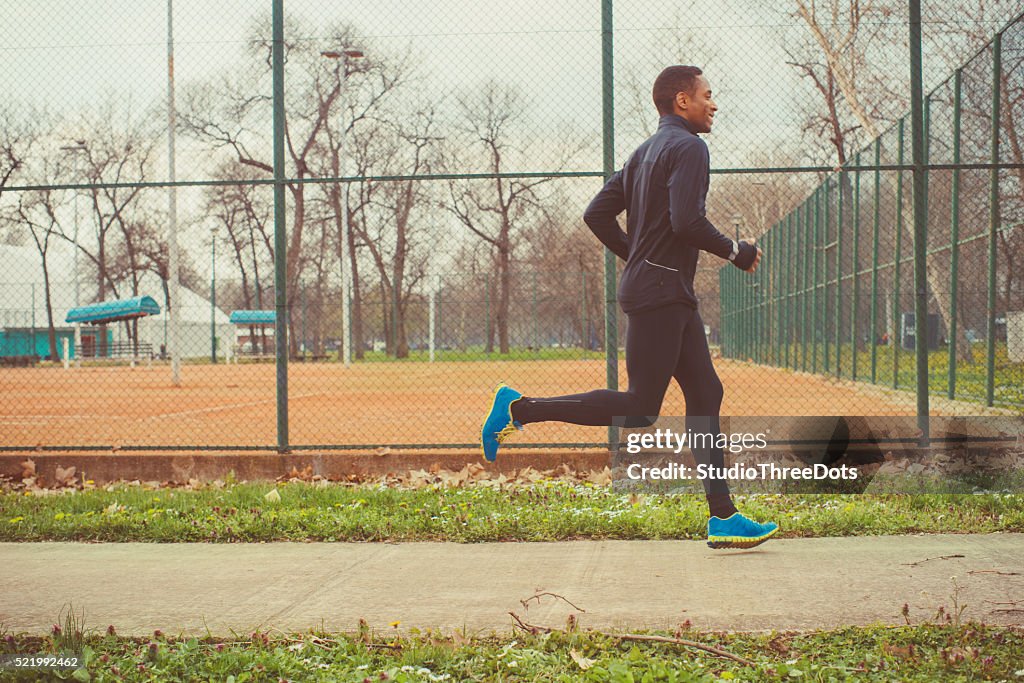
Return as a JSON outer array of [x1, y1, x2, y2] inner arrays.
[[8, 516, 24, 524]]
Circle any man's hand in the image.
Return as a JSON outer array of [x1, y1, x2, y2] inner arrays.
[[744, 238, 762, 273]]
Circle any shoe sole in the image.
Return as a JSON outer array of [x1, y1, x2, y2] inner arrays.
[[707, 526, 779, 550], [480, 384, 507, 462]]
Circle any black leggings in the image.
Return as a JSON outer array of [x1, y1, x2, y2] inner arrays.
[[512, 303, 729, 496]]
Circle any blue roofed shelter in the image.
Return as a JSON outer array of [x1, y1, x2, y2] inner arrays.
[[231, 310, 276, 356], [66, 296, 161, 325], [65, 296, 160, 361]]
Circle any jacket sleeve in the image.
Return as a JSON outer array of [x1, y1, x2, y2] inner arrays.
[[667, 141, 734, 260], [583, 171, 630, 261]]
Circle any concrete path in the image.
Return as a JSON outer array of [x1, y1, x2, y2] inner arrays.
[[2, 534, 1022, 637]]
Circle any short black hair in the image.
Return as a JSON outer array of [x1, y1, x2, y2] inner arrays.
[[652, 65, 703, 115]]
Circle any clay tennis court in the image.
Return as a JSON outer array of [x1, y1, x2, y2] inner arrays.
[[0, 359, 996, 451]]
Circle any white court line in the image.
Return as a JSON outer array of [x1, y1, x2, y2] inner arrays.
[[0, 393, 326, 424], [136, 392, 326, 421]]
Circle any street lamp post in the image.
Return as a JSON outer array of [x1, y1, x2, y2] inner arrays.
[[211, 225, 219, 364], [321, 48, 364, 368], [60, 141, 87, 367]]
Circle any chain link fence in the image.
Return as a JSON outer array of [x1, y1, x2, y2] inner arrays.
[[0, 1, 1021, 452], [720, 10, 1024, 411]]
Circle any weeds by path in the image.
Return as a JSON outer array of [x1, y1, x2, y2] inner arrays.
[[1, 480, 1021, 542], [1, 618, 1022, 682]]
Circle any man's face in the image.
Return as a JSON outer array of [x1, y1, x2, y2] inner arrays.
[[677, 75, 717, 134]]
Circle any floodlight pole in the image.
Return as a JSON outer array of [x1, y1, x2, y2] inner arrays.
[[211, 226, 219, 364], [60, 141, 87, 368], [166, 0, 182, 385], [322, 48, 364, 368]]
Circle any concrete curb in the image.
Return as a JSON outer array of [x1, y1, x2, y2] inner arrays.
[[0, 451, 612, 485]]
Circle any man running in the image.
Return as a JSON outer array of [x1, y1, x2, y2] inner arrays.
[[481, 65, 778, 550]]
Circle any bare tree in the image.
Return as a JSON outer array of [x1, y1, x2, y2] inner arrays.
[[783, 0, 983, 361], [445, 83, 577, 354], [11, 149, 67, 360], [0, 106, 34, 201], [355, 106, 442, 357], [48, 101, 157, 357], [180, 19, 407, 356], [204, 163, 274, 353]]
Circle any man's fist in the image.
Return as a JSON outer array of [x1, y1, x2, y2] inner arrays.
[[744, 238, 762, 273], [732, 238, 762, 272]]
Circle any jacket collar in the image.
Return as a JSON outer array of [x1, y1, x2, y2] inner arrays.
[[658, 114, 698, 134]]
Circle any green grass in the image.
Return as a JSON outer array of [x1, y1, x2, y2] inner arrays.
[[746, 341, 1024, 410], [2, 619, 1022, 682], [2, 482, 1022, 542]]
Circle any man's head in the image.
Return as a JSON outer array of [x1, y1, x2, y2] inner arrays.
[[652, 65, 717, 133]]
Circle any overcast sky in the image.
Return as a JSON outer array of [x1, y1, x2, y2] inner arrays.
[[2, 1, 1016, 284]]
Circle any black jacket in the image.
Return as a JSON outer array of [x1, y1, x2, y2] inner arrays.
[[583, 114, 753, 313]]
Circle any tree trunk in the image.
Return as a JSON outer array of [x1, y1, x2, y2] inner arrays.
[[41, 261, 58, 361]]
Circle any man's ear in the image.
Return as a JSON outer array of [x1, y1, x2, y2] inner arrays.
[[676, 91, 688, 110]]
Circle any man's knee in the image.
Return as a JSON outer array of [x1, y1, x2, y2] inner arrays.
[[622, 414, 658, 428], [686, 378, 723, 415], [623, 395, 663, 428]]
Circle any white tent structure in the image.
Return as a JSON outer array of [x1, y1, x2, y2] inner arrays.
[[0, 244, 232, 361], [133, 273, 234, 362]]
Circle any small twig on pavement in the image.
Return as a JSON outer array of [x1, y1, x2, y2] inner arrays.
[[613, 633, 754, 667], [520, 590, 587, 613], [902, 554, 965, 567], [968, 569, 1020, 576], [985, 600, 1023, 606]]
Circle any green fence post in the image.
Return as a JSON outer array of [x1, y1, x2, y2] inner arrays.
[[948, 69, 962, 399], [852, 151, 861, 381], [893, 119, 905, 389], [986, 31, 1002, 407], [824, 181, 831, 374], [532, 269, 539, 354], [271, 0, 289, 452], [581, 270, 587, 351], [775, 225, 783, 366], [836, 170, 844, 378], [871, 136, 882, 383], [720, 269, 727, 357], [794, 204, 802, 370], [812, 186, 821, 374], [601, 0, 619, 447], [910, 0, 931, 434], [786, 213, 793, 369], [768, 228, 775, 364]]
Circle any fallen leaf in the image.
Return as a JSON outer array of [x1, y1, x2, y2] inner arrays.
[[569, 648, 596, 670], [20, 459, 36, 479], [55, 465, 77, 488], [264, 489, 281, 503]]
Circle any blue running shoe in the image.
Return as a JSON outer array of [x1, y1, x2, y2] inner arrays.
[[707, 512, 779, 549], [481, 384, 523, 462]]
